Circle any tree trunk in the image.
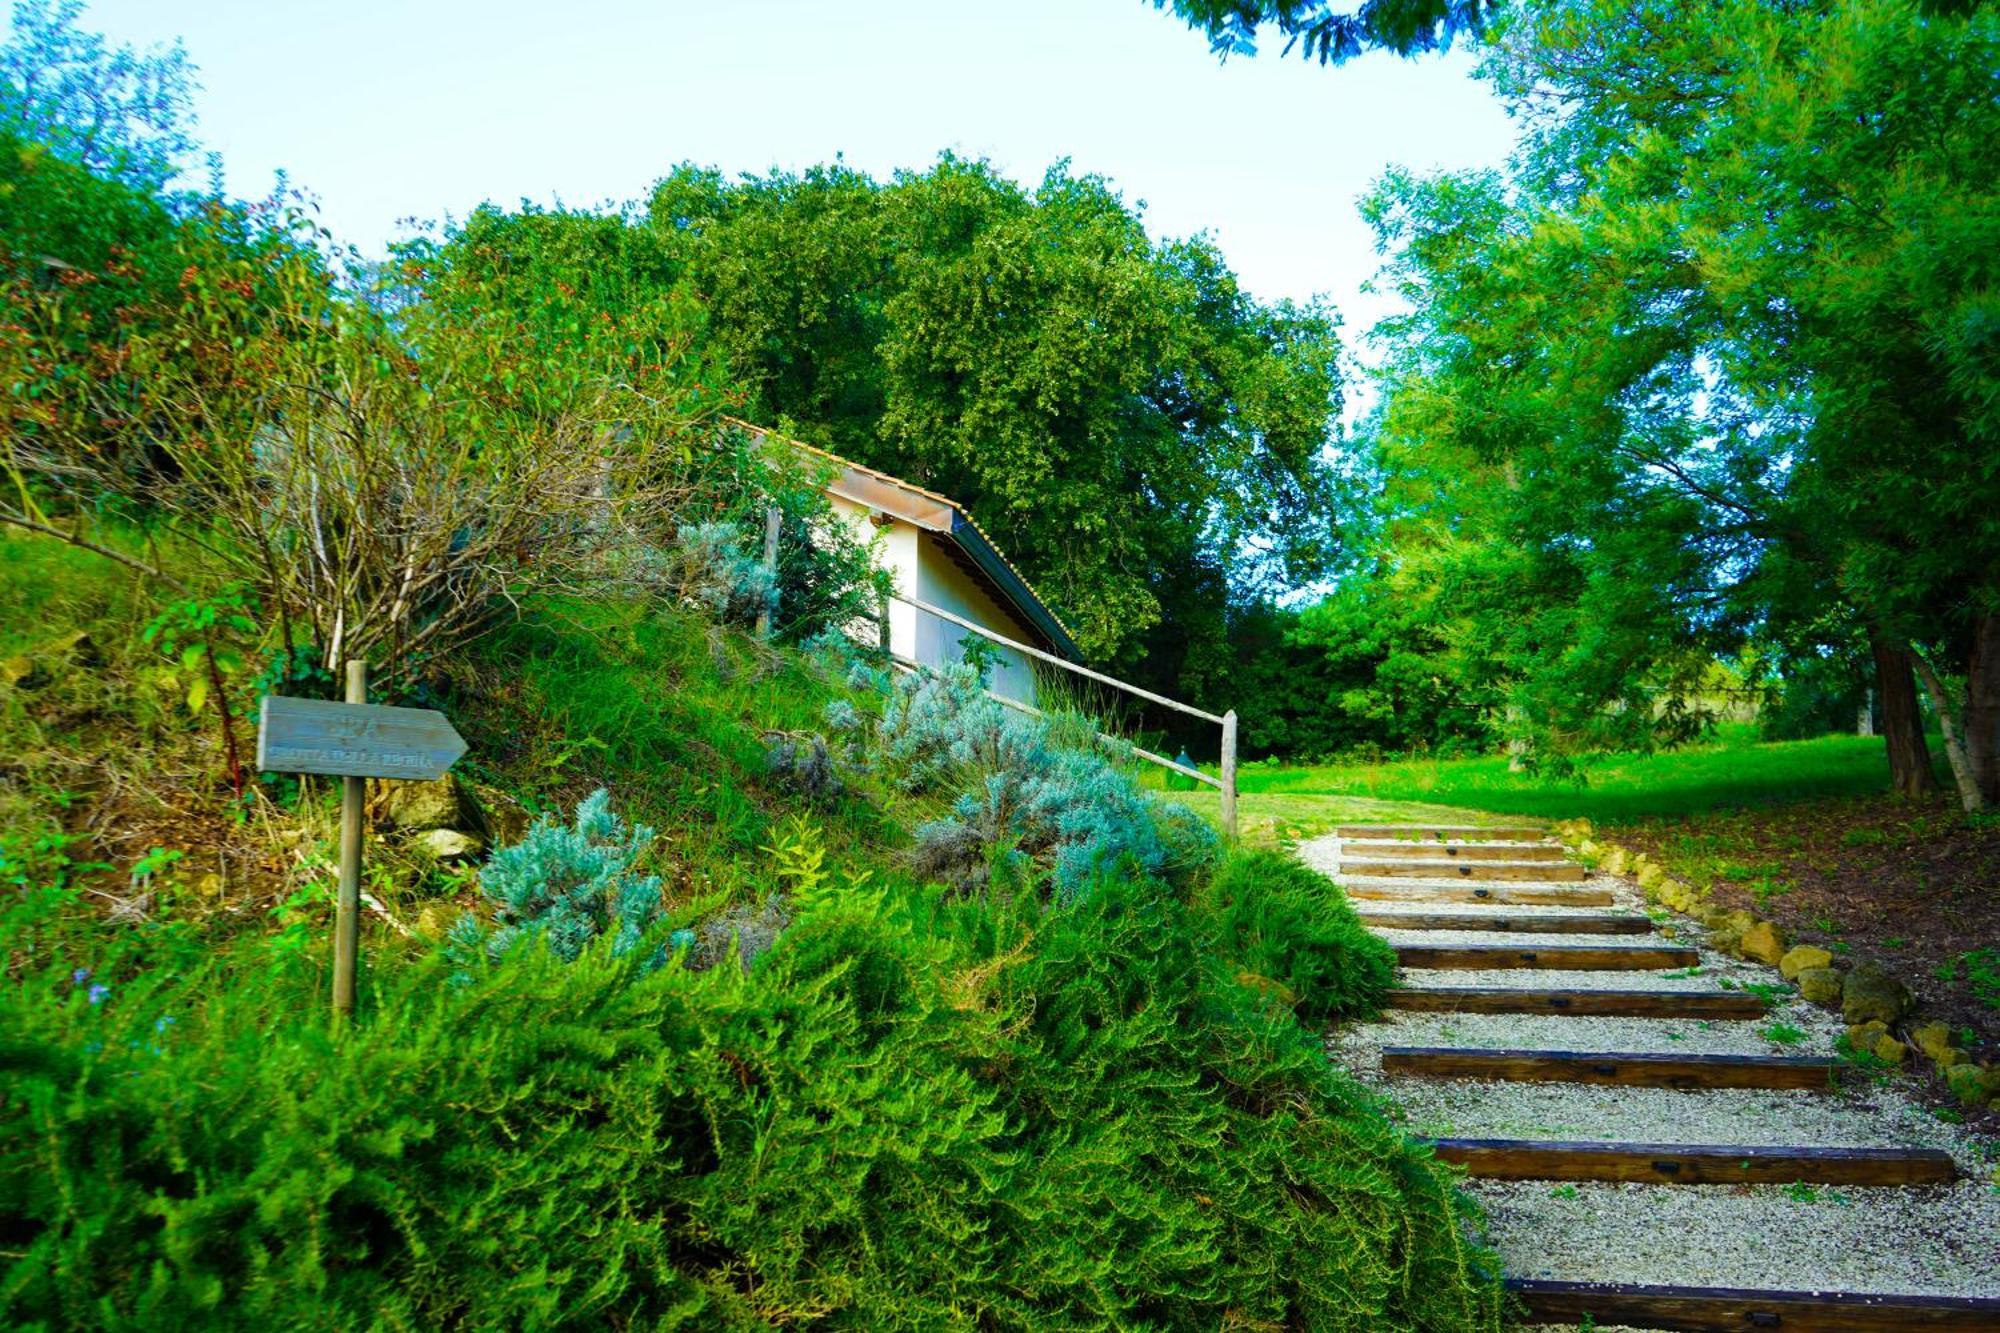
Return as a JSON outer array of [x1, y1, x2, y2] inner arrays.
[[1964, 612, 2000, 806], [1868, 629, 1937, 798], [1910, 642, 1987, 814]]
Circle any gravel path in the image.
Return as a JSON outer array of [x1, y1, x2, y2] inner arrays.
[[1298, 828, 2000, 1325]]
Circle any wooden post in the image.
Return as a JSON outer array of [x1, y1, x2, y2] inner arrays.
[[754, 505, 781, 639], [332, 659, 366, 1021], [1220, 709, 1239, 841], [877, 584, 892, 655]]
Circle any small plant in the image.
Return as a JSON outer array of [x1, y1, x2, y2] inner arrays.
[[1956, 948, 2000, 1011], [448, 788, 663, 972], [142, 590, 259, 796], [765, 730, 843, 804], [1782, 1182, 1819, 1203], [657, 521, 779, 627], [1839, 826, 1888, 848], [1548, 1184, 1580, 1200], [1760, 1020, 1807, 1046]]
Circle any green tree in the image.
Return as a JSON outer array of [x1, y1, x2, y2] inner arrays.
[[1355, 0, 1998, 801], [1152, 0, 1499, 64]]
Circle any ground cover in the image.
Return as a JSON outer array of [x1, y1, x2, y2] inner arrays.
[[1609, 794, 2000, 1084], [1226, 726, 1905, 824]]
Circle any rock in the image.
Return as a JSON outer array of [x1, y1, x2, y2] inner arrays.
[[1945, 1063, 2000, 1109], [1797, 967, 1845, 1004], [1846, 1020, 1889, 1052], [1708, 928, 1743, 957], [1602, 847, 1630, 877], [1779, 945, 1834, 980], [1739, 920, 1788, 966], [1841, 961, 1913, 1026], [1636, 863, 1665, 890], [1909, 1022, 1961, 1068], [1720, 909, 1758, 936], [414, 828, 483, 861], [1576, 838, 1600, 861], [381, 775, 480, 833], [1660, 880, 1696, 911], [1871, 1034, 1907, 1064], [471, 783, 529, 845]]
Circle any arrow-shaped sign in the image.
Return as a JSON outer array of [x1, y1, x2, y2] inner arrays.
[[257, 695, 467, 781]]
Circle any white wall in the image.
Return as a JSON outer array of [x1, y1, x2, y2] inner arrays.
[[822, 492, 1043, 705]]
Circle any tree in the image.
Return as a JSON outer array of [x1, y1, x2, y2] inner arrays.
[[431, 157, 1348, 684], [1354, 0, 1997, 801], [0, 0, 206, 195], [1152, 0, 1499, 64]]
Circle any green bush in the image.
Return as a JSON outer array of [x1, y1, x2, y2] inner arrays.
[[0, 868, 1496, 1331], [1199, 849, 1397, 1022]]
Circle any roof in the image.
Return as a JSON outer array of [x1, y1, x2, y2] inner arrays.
[[728, 417, 1083, 662]]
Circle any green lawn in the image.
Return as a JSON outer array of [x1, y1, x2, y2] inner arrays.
[[1169, 726, 1905, 827]]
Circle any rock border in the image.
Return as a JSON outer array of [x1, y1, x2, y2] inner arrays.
[[1550, 818, 2000, 1112]]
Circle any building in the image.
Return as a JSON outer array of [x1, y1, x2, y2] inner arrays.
[[736, 421, 1082, 704]]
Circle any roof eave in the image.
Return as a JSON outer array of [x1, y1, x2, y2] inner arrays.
[[946, 511, 1083, 662]]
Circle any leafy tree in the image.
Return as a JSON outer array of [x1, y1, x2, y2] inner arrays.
[[0, 0, 206, 194], [1353, 0, 1998, 799], [1153, 0, 1499, 64]]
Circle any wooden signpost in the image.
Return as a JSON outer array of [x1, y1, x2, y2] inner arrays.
[[257, 661, 466, 1020]]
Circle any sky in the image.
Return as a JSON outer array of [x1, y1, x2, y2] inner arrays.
[[65, 0, 1518, 354]]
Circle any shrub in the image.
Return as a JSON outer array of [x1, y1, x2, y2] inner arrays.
[[658, 520, 779, 627], [764, 730, 843, 803], [447, 788, 664, 971], [1198, 849, 1397, 1022], [885, 665, 1218, 899]]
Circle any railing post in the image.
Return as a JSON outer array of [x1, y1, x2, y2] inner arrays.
[[755, 505, 781, 639], [333, 658, 367, 1022], [1220, 709, 1238, 842]]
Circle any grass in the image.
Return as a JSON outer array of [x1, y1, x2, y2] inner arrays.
[[1151, 788, 1524, 850], [1217, 724, 1901, 824]]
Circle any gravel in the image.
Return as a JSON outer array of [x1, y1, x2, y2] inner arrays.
[[1293, 829, 2000, 1320], [1473, 1178, 2000, 1298]]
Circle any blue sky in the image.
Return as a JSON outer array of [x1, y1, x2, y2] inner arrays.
[[72, 0, 1517, 345]]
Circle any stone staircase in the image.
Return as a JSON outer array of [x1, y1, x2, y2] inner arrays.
[[1303, 824, 2000, 1331]]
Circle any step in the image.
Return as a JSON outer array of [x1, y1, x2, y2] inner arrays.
[[1394, 944, 1698, 971], [1507, 1278, 2000, 1331], [1380, 1047, 1840, 1089], [1342, 881, 1615, 906], [1427, 1138, 1957, 1185], [1346, 840, 1568, 862], [1335, 824, 1547, 841], [1339, 859, 1587, 882], [1357, 911, 1650, 934], [1387, 987, 1768, 1018]]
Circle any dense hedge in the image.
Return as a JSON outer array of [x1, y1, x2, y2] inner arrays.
[[1199, 849, 1398, 1022], [2, 858, 1498, 1330]]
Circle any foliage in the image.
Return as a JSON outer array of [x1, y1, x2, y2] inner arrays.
[[881, 664, 1220, 898], [764, 730, 843, 804], [448, 788, 665, 971], [1342, 0, 2000, 789], [1155, 0, 1498, 65], [0, 0, 205, 194], [1199, 848, 1396, 1020], [657, 520, 779, 626], [437, 158, 1346, 678], [0, 857, 1501, 1331]]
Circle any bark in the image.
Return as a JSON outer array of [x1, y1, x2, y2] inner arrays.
[[1964, 612, 2000, 806], [1909, 641, 1988, 814], [1867, 628, 1937, 798]]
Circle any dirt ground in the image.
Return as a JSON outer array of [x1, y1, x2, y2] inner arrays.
[[1611, 793, 2000, 1117]]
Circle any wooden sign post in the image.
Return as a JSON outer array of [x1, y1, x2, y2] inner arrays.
[[257, 661, 467, 1020]]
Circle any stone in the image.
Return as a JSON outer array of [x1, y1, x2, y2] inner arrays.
[[1945, 1063, 2000, 1109], [1797, 967, 1845, 1004], [1739, 920, 1788, 966], [381, 775, 479, 833], [1846, 1020, 1889, 1052], [1871, 1034, 1907, 1064], [471, 783, 529, 846], [1909, 1022, 1961, 1068], [1636, 863, 1666, 890], [1576, 838, 1600, 860], [1708, 928, 1743, 957], [1841, 961, 1913, 1026], [414, 828, 483, 861], [1602, 847, 1630, 877], [1779, 945, 1833, 981]]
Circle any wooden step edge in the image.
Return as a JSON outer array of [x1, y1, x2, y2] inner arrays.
[[1506, 1277, 2000, 1331], [1343, 884, 1616, 906], [1425, 1138, 1957, 1185], [1357, 912, 1651, 934], [1380, 1047, 1840, 1090], [1345, 841, 1568, 860], [1387, 987, 1767, 1018], [1334, 825, 1547, 839], [1339, 860, 1587, 881], [1393, 944, 1699, 971]]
